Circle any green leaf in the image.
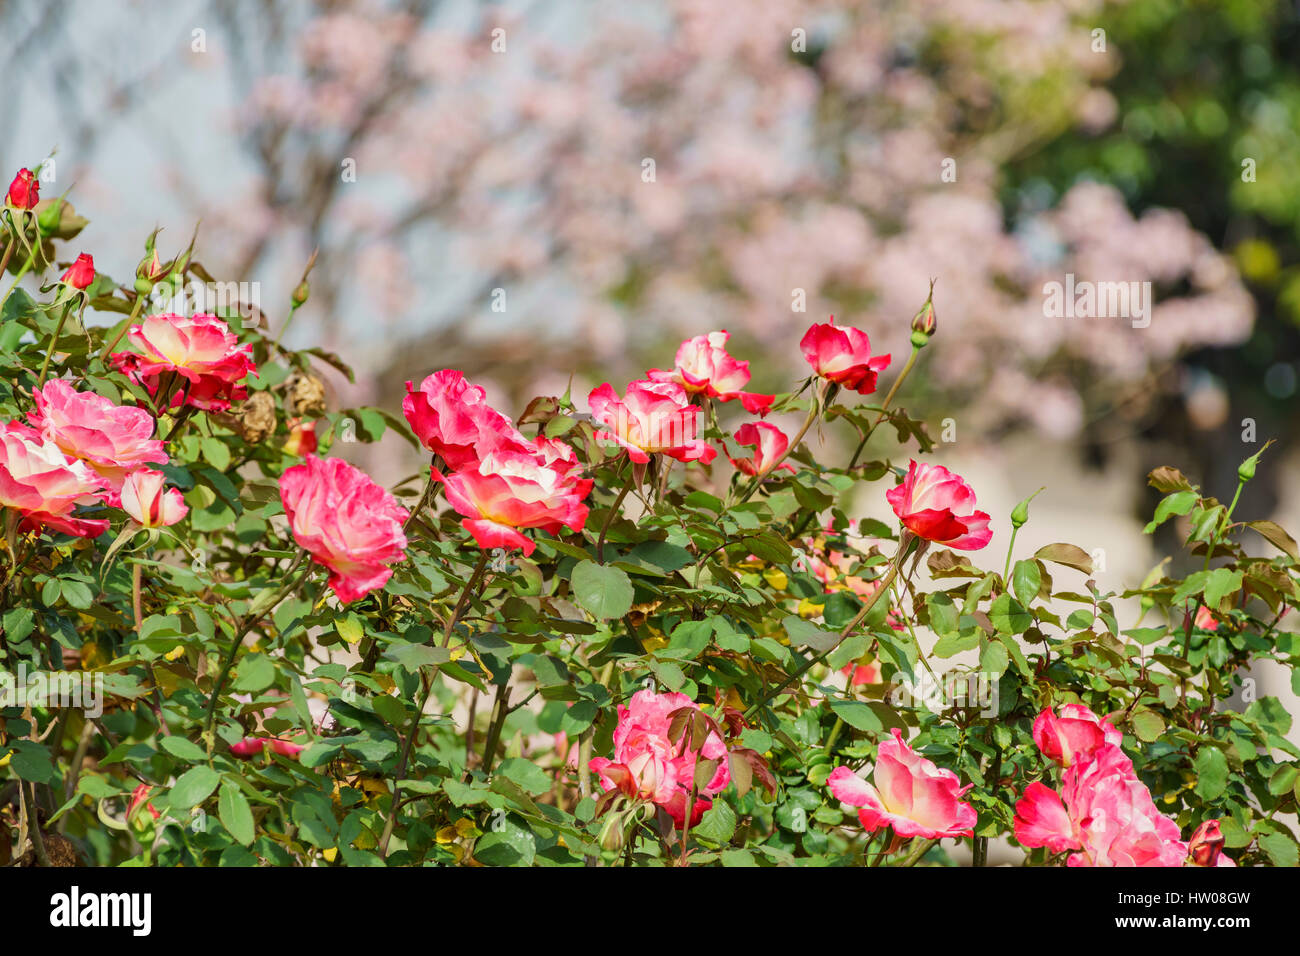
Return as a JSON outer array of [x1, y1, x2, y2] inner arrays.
[[1130, 709, 1165, 743], [828, 699, 882, 733], [497, 757, 552, 796], [160, 736, 206, 762], [692, 801, 738, 845], [925, 592, 959, 636], [989, 593, 1032, 634], [1193, 747, 1229, 801], [218, 781, 255, 846], [1259, 831, 1299, 867], [8, 742, 57, 784], [783, 615, 839, 652], [1143, 491, 1197, 533], [231, 653, 277, 693], [1011, 559, 1041, 608], [1203, 568, 1243, 609], [571, 562, 634, 620], [170, 766, 221, 809], [979, 640, 1008, 677]]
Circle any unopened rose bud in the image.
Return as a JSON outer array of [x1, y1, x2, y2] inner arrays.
[[1187, 819, 1226, 867], [230, 737, 267, 759], [292, 279, 310, 308], [60, 253, 95, 290], [909, 279, 937, 347], [283, 419, 318, 457], [137, 248, 166, 282], [6, 168, 39, 210]]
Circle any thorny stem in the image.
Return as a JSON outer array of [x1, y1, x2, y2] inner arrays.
[[846, 344, 921, 471], [744, 535, 912, 720]]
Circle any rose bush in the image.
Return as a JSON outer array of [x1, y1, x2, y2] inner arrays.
[[1, 168, 1298, 868]]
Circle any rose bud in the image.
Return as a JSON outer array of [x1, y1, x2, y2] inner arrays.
[[60, 253, 95, 290], [268, 738, 305, 759], [229, 737, 267, 759], [910, 280, 937, 346], [121, 468, 188, 528], [6, 168, 39, 209], [1187, 819, 1232, 867], [283, 418, 318, 457]]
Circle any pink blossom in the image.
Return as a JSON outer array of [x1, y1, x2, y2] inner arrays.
[[279, 455, 409, 603], [799, 320, 891, 394], [727, 421, 793, 477], [433, 443, 592, 557], [1014, 744, 1187, 867], [29, 380, 166, 498], [827, 728, 976, 839], [647, 330, 773, 414], [589, 688, 730, 829], [587, 379, 717, 464], [121, 469, 188, 528], [1032, 704, 1123, 769], [111, 313, 257, 412], [0, 421, 107, 537], [1187, 819, 1234, 867], [886, 460, 993, 550], [403, 369, 530, 470]]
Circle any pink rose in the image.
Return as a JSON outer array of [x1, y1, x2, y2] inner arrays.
[[60, 253, 95, 290], [110, 313, 257, 412], [29, 380, 167, 499], [403, 370, 529, 470], [433, 442, 592, 557], [800, 320, 891, 394], [841, 660, 882, 686], [0, 421, 107, 537], [229, 738, 267, 759], [827, 728, 977, 839], [279, 455, 409, 603], [1193, 605, 1218, 631], [589, 689, 730, 829], [587, 379, 718, 464], [1032, 704, 1122, 769], [6, 168, 38, 209], [128, 784, 161, 821], [121, 469, 188, 528], [647, 330, 773, 414], [1014, 744, 1187, 867], [886, 459, 993, 550], [727, 422, 794, 477]]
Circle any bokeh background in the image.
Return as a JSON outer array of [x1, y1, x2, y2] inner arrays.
[[4, 0, 1299, 718]]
